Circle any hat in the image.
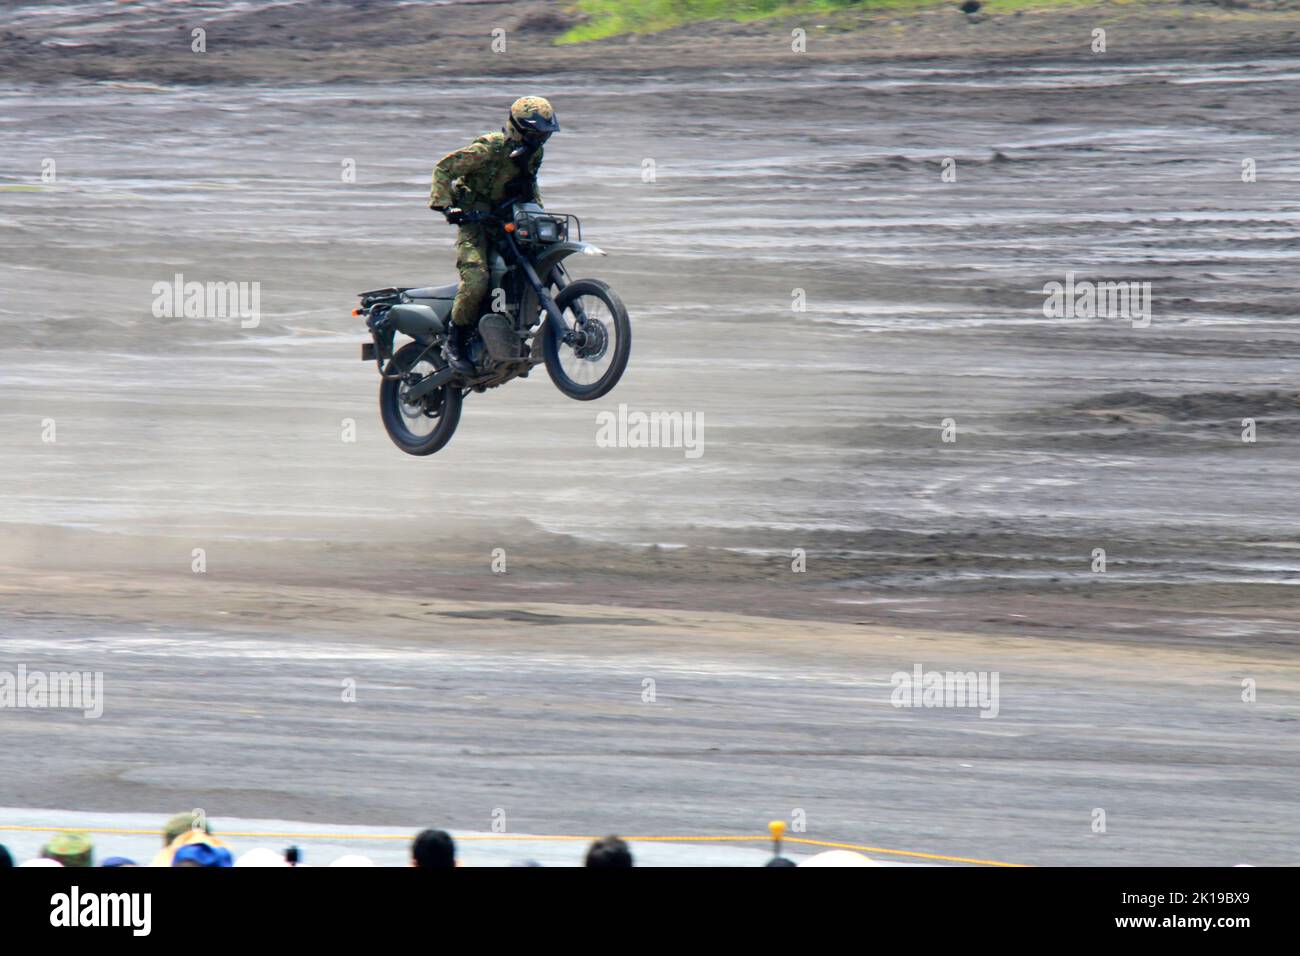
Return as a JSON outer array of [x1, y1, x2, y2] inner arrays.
[[172, 843, 233, 867], [101, 856, 138, 868], [152, 827, 231, 867], [21, 858, 64, 867], [43, 831, 93, 868], [235, 847, 288, 868], [163, 811, 211, 845], [328, 855, 375, 867]]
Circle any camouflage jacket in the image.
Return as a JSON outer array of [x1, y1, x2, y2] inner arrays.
[[429, 130, 543, 212]]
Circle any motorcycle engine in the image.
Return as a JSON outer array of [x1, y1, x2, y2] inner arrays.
[[468, 336, 489, 368]]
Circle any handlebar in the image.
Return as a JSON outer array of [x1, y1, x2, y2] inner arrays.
[[436, 198, 521, 227]]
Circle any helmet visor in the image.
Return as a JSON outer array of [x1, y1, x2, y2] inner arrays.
[[511, 112, 559, 146]]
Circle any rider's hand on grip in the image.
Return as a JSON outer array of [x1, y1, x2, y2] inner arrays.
[[443, 207, 466, 225]]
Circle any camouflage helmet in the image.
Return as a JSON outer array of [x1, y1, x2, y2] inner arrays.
[[508, 96, 559, 145]]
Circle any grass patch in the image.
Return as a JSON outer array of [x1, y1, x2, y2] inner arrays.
[[558, 0, 1123, 43], [980, 0, 1097, 13], [558, 0, 885, 43]]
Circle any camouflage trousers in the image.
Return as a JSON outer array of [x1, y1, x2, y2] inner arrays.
[[451, 222, 490, 328]]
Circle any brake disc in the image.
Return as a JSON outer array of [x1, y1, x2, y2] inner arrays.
[[574, 317, 608, 361]]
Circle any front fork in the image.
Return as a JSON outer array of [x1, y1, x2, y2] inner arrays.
[[508, 237, 588, 343]]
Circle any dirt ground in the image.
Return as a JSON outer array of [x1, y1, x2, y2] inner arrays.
[[4, 0, 1300, 86]]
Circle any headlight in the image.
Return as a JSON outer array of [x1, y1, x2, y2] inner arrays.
[[536, 219, 559, 243]]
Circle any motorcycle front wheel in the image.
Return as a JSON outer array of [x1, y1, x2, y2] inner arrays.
[[379, 341, 463, 456], [542, 278, 631, 401]]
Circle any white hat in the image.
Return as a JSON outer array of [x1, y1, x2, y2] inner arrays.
[[328, 854, 375, 867], [797, 849, 882, 867], [20, 858, 64, 867], [235, 847, 289, 867]]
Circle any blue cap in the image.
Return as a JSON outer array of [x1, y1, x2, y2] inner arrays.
[[172, 843, 233, 867], [101, 856, 137, 868]]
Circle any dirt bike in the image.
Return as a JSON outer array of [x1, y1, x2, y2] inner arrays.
[[355, 200, 631, 456]]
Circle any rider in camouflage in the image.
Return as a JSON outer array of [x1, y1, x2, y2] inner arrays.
[[429, 96, 560, 374]]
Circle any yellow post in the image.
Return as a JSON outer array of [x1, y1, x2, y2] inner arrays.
[[768, 820, 786, 858]]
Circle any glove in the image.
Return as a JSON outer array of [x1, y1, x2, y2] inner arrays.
[[442, 207, 466, 225]]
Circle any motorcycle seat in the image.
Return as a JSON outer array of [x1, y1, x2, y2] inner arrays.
[[405, 283, 458, 300]]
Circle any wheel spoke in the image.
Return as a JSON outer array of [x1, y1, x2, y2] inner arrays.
[[558, 294, 616, 387], [397, 359, 442, 437]]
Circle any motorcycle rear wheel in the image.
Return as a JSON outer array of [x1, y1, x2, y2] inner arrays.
[[379, 341, 463, 456]]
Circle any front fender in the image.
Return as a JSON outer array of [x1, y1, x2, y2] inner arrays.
[[532, 239, 607, 278]]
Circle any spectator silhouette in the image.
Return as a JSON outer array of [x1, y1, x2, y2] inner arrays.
[[585, 835, 633, 868], [412, 829, 456, 868]]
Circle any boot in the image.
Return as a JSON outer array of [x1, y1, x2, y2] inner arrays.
[[443, 323, 474, 375]]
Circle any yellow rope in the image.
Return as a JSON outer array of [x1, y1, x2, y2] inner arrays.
[[0, 824, 1025, 866]]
